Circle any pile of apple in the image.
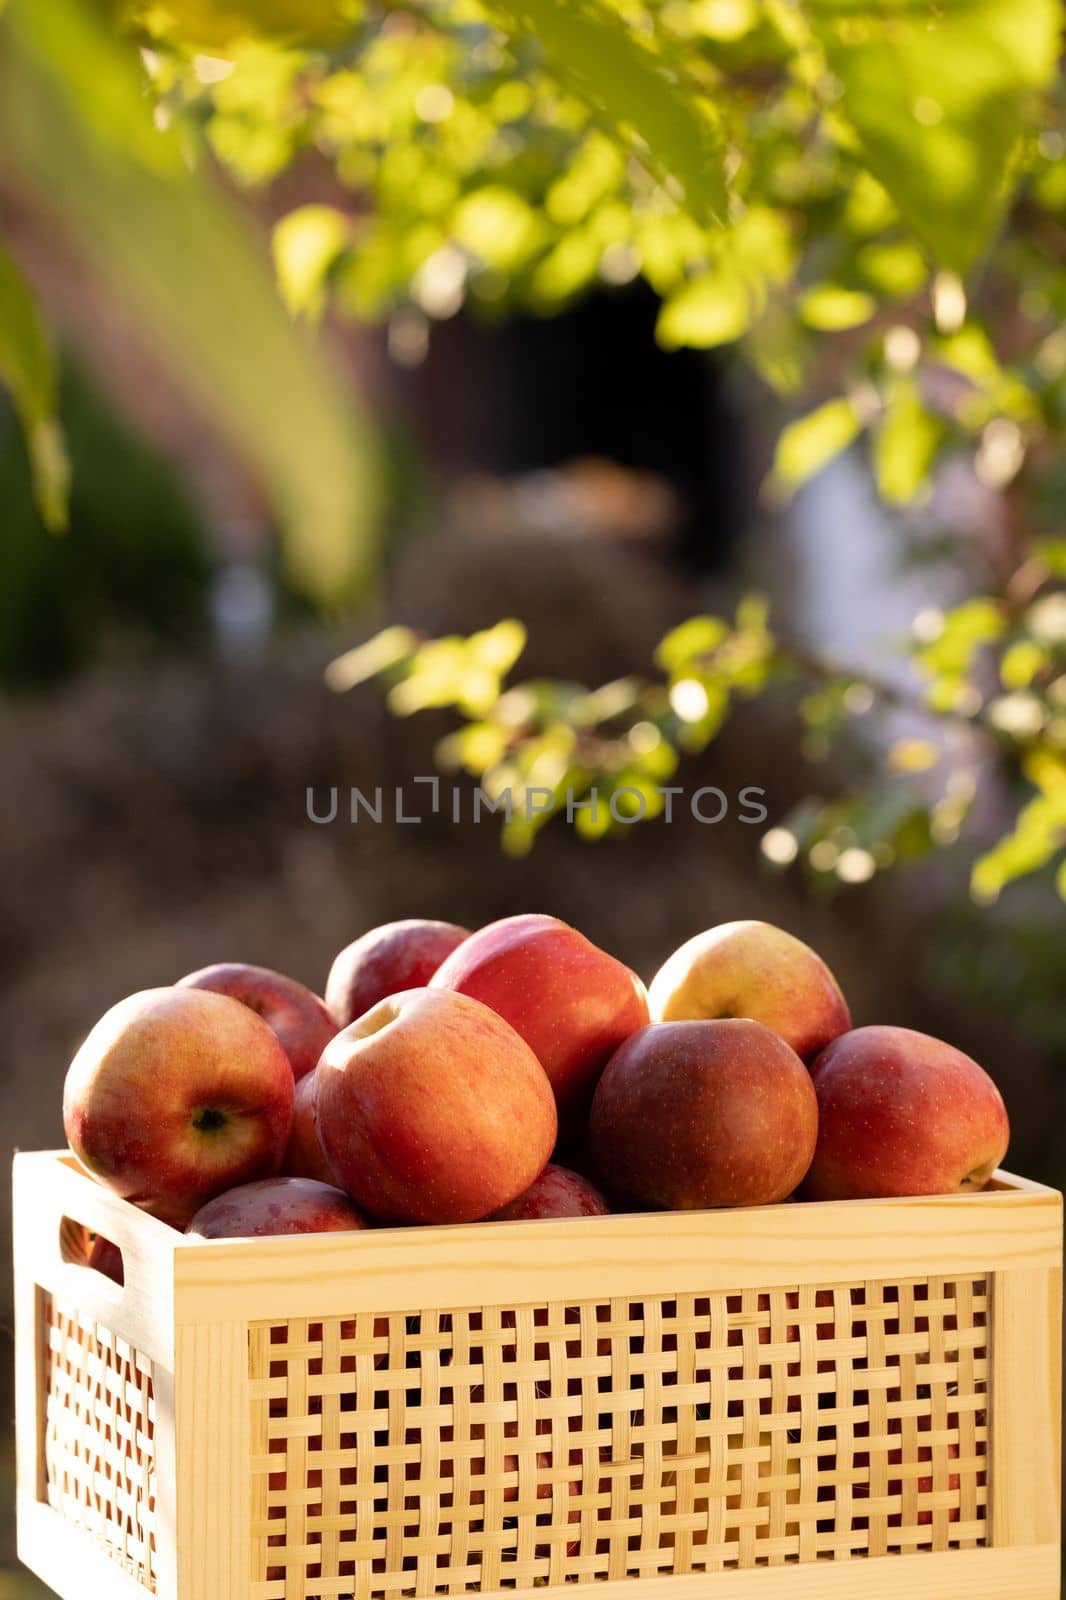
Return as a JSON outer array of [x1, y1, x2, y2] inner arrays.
[[62, 915, 1011, 1271]]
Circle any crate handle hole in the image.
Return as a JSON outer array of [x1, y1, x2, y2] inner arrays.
[[59, 1216, 125, 1286]]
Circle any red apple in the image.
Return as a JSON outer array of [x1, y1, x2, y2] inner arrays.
[[430, 913, 649, 1123], [803, 1025, 1009, 1200], [186, 1176, 369, 1237], [88, 1234, 125, 1286], [648, 920, 851, 1063], [63, 987, 294, 1226], [590, 1019, 818, 1209], [325, 919, 471, 1028], [487, 1163, 610, 1221], [283, 1070, 340, 1186], [177, 962, 336, 1081], [315, 987, 557, 1224]]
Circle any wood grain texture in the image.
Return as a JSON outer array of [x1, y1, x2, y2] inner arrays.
[[174, 1322, 251, 1600], [172, 1174, 1062, 1325], [990, 1265, 1063, 1550]]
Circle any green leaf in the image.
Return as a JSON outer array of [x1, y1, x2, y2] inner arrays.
[[799, 284, 876, 331], [325, 625, 419, 691], [466, 618, 528, 675], [273, 206, 351, 320], [486, 0, 727, 225], [453, 187, 544, 272], [657, 266, 751, 349], [873, 378, 944, 504], [771, 397, 862, 493], [1035, 539, 1066, 579], [1000, 640, 1048, 691], [655, 615, 729, 673], [1, 0, 382, 603], [970, 788, 1066, 903], [0, 236, 69, 529], [855, 239, 927, 298], [808, 0, 1061, 273]]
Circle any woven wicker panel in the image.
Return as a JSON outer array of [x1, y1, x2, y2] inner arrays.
[[42, 1294, 158, 1591], [248, 1276, 989, 1600]]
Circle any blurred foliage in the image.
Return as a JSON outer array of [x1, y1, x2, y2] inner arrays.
[[332, 560, 1066, 902], [0, 365, 211, 686], [0, 0, 1063, 899], [0, 239, 68, 532], [0, 0, 382, 604]]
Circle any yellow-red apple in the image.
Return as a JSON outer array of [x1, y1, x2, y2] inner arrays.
[[648, 921, 851, 1063], [430, 913, 649, 1124], [803, 1025, 1009, 1200], [487, 1163, 610, 1221], [283, 1069, 340, 1185], [590, 1019, 818, 1209], [186, 1175, 369, 1236], [315, 987, 557, 1223], [177, 961, 336, 1080], [325, 918, 471, 1027], [63, 987, 294, 1226]]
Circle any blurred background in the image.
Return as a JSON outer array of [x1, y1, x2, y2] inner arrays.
[[1, 1, 1064, 1592]]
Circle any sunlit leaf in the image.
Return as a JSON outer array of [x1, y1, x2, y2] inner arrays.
[[889, 738, 939, 773], [657, 266, 750, 348], [273, 206, 351, 319], [486, 0, 727, 224], [453, 186, 544, 271], [1000, 640, 1048, 691], [971, 786, 1066, 902], [131, 0, 363, 50], [325, 625, 419, 691], [873, 378, 944, 504], [437, 721, 512, 774], [690, 0, 759, 41], [799, 284, 876, 331], [656, 615, 729, 672], [855, 239, 928, 297], [1035, 539, 1066, 579], [0, 236, 68, 529], [771, 396, 862, 493], [809, 0, 1061, 272], [466, 618, 527, 675]]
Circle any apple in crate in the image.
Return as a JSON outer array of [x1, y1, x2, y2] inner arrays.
[[283, 1070, 339, 1186], [177, 961, 336, 1081], [488, 1163, 610, 1221], [325, 918, 471, 1028], [803, 1025, 1009, 1200], [648, 920, 851, 1063], [430, 913, 649, 1123], [186, 1176, 369, 1237], [315, 987, 557, 1224], [63, 987, 295, 1226], [590, 1019, 818, 1209]]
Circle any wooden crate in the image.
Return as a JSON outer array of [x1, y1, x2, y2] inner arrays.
[[13, 1150, 1063, 1600]]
